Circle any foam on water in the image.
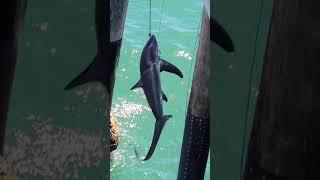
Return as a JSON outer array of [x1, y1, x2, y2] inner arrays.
[[110, 98, 151, 172]]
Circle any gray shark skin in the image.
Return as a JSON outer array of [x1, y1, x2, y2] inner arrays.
[[0, 0, 28, 155], [64, 0, 121, 95], [210, 17, 235, 52], [131, 34, 183, 161]]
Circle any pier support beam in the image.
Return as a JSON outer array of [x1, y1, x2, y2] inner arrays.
[[107, 0, 128, 110], [106, 0, 128, 177], [0, 0, 28, 156], [177, 8, 210, 180], [244, 1, 320, 179]]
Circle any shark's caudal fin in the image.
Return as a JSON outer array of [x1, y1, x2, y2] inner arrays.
[[64, 55, 110, 92], [159, 59, 184, 78], [210, 18, 235, 52], [134, 115, 172, 161]]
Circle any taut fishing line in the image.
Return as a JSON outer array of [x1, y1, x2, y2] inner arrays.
[[158, 0, 165, 40], [184, 11, 203, 116], [152, 0, 201, 116], [148, 0, 151, 36], [239, 1, 264, 179]]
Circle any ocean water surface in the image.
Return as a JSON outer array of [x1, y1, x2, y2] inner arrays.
[[110, 0, 210, 179], [2, 0, 208, 179]]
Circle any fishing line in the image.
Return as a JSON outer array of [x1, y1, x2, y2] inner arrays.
[[184, 13, 203, 116], [158, 0, 165, 40], [148, 0, 152, 36], [239, 1, 264, 179]]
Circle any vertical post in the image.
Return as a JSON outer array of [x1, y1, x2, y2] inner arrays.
[[244, 0, 320, 179], [177, 7, 210, 180], [0, 0, 28, 156], [108, 0, 128, 104], [107, 0, 128, 178]]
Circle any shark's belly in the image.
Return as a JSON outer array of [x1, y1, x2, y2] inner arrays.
[[141, 65, 163, 120]]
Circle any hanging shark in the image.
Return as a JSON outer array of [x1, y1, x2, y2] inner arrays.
[[131, 34, 183, 161]]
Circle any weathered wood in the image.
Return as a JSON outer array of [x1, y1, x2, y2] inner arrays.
[[107, 0, 128, 103], [188, 10, 210, 118], [244, 0, 320, 179], [110, 0, 128, 42], [177, 8, 210, 180], [107, 0, 128, 119], [105, 0, 128, 178], [0, 0, 28, 155]]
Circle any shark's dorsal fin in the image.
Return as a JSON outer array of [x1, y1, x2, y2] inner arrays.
[[159, 59, 184, 78], [162, 91, 168, 102], [130, 79, 143, 90]]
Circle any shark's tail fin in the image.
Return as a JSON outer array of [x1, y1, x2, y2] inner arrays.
[[64, 54, 111, 93], [134, 115, 172, 161], [210, 18, 235, 52]]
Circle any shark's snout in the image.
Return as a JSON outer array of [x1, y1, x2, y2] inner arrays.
[[146, 34, 157, 47], [143, 34, 159, 60], [149, 34, 156, 40]]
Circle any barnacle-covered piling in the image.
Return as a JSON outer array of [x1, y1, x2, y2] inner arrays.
[[110, 113, 120, 152]]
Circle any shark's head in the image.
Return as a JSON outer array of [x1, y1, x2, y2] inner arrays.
[[143, 34, 159, 62]]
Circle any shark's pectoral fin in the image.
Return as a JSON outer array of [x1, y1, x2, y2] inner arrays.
[[160, 59, 184, 78], [210, 18, 235, 52], [162, 91, 168, 102], [64, 55, 110, 92], [130, 79, 143, 90]]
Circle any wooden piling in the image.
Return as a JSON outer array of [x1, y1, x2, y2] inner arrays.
[[244, 1, 320, 179], [105, 0, 128, 177], [177, 7, 210, 180], [0, 0, 28, 156], [107, 0, 128, 107]]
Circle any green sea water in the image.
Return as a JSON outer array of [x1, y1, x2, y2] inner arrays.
[[3, 0, 207, 179], [110, 0, 209, 179]]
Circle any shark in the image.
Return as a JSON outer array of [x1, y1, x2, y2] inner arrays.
[[131, 34, 183, 161]]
